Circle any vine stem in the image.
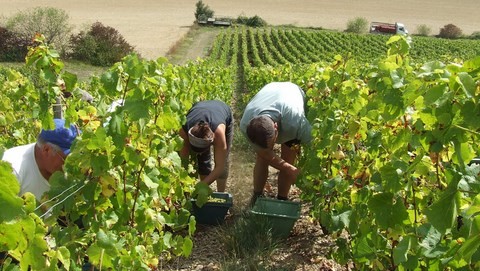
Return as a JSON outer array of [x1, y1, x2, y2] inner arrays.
[[99, 248, 104, 271], [412, 180, 418, 224], [454, 124, 480, 136], [130, 160, 147, 225], [122, 162, 127, 205]]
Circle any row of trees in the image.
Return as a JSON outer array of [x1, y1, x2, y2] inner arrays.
[[194, 0, 267, 27]]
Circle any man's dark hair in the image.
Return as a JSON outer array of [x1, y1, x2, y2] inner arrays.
[[246, 115, 275, 148]]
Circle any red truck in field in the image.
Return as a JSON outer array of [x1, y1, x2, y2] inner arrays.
[[370, 22, 408, 35]]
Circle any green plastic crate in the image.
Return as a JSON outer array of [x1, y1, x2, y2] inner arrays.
[[250, 197, 301, 238], [191, 192, 233, 225]]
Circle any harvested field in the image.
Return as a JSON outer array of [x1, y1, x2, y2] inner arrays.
[[2, 0, 480, 59]]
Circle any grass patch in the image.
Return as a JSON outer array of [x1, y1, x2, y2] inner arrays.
[[63, 60, 107, 81], [166, 25, 221, 65], [217, 212, 283, 270]]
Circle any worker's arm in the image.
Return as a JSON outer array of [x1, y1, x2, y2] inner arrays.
[[178, 128, 190, 159], [201, 124, 228, 185], [255, 147, 299, 177]]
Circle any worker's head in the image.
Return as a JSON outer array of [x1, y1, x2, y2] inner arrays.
[[188, 121, 214, 153], [36, 119, 80, 177], [246, 115, 278, 150]]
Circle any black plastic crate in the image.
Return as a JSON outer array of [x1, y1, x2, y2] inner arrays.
[[191, 192, 233, 225]]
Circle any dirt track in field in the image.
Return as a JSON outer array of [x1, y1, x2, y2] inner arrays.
[[2, 0, 480, 60]]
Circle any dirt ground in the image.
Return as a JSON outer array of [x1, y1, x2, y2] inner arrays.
[[2, 0, 480, 59]]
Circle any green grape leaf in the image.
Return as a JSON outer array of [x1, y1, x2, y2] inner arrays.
[[86, 127, 108, 150], [56, 247, 70, 270], [173, 235, 184, 256], [182, 237, 193, 257], [142, 173, 159, 189], [156, 112, 181, 131], [192, 182, 212, 207], [461, 101, 480, 129], [163, 232, 173, 249], [456, 234, 480, 264], [353, 234, 375, 258], [380, 164, 402, 193], [87, 244, 114, 269], [465, 194, 480, 219], [453, 141, 475, 166], [424, 84, 448, 107], [419, 61, 446, 76], [124, 99, 150, 121], [100, 70, 121, 95], [393, 235, 413, 265], [96, 229, 118, 252], [19, 235, 47, 270], [0, 161, 24, 222], [368, 192, 409, 229], [87, 229, 119, 268], [424, 188, 458, 234], [390, 70, 404, 89], [62, 71, 77, 92], [124, 55, 145, 79], [331, 210, 352, 230], [461, 56, 480, 73], [456, 72, 475, 98], [0, 221, 24, 250]]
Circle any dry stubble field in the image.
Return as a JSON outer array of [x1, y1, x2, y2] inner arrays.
[[2, 0, 480, 59]]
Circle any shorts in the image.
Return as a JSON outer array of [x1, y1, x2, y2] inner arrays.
[[284, 138, 301, 148]]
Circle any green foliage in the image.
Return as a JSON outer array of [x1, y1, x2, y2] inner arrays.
[[191, 182, 213, 207], [345, 17, 369, 34], [294, 37, 480, 270], [0, 27, 31, 62], [69, 22, 135, 66], [415, 24, 432, 36], [210, 27, 480, 68], [0, 37, 236, 269], [236, 33, 480, 270], [235, 15, 267, 27], [4, 6, 73, 56], [439, 23, 463, 39], [195, 0, 214, 22], [0, 161, 69, 270], [469, 31, 480, 40]]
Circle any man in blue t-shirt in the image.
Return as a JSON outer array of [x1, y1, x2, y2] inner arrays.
[[240, 82, 312, 203]]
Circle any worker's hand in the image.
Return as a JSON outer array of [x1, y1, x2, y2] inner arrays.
[[285, 164, 301, 180]]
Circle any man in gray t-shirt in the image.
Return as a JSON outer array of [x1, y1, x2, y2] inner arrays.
[[240, 82, 312, 203]]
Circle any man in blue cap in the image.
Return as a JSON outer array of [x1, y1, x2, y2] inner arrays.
[[2, 119, 79, 202]]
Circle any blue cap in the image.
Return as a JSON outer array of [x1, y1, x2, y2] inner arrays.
[[39, 119, 79, 155]]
